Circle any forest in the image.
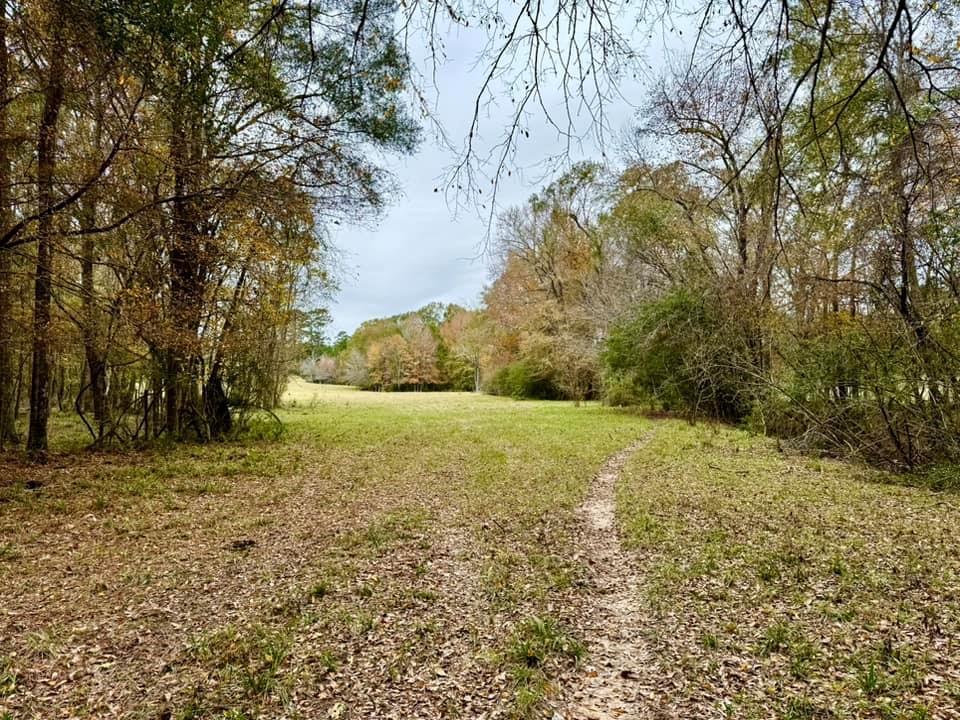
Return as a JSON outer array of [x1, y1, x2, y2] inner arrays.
[[315, 122, 960, 470], [0, 0, 417, 456]]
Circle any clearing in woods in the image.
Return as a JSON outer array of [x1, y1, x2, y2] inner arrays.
[[1, 380, 958, 719]]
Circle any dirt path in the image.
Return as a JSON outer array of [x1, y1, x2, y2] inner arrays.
[[557, 437, 662, 720]]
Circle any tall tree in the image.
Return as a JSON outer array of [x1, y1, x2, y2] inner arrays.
[[0, 0, 16, 447], [26, 1, 67, 457], [441, 308, 489, 392]]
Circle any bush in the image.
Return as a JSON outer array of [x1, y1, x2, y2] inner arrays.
[[602, 288, 757, 421], [601, 371, 645, 407], [753, 312, 960, 468], [487, 360, 561, 400]]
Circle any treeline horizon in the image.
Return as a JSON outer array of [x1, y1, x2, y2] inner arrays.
[[2, 0, 958, 472], [317, 85, 960, 470], [299, 303, 487, 394], [307, 1, 960, 471]]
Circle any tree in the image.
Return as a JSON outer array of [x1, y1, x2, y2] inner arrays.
[[640, 56, 782, 378], [441, 308, 489, 392], [0, 0, 420, 453], [483, 164, 609, 401], [300, 308, 333, 360], [341, 348, 369, 387], [0, 0, 16, 448], [400, 316, 439, 390], [26, 0, 68, 457], [367, 335, 410, 390], [300, 355, 336, 383]]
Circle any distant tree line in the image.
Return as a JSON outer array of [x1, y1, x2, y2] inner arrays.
[[300, 303, 487, 393], [331, 0, 960, 469], [493, 0, 960, 469], [5, 0, 959, 473]]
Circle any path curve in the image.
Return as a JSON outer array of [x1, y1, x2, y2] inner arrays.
[[556, 436, 661, 720]]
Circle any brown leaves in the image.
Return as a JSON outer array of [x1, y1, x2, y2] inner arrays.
[[607, 421, 960, 718], [0, 388, 645, 719]]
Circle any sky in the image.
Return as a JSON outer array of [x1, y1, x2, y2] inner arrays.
[[325, 19, 676, 338]]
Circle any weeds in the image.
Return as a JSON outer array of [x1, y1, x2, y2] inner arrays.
[[2, 385, 647, 717], [859, 663, 881, 697], [186, 624, 293, 711], [309, 579, 333, 599], [25, 627, 63, 659], [759, 621, 791, 656], [616, 421, 960, 717], [789, 638, 818, 679], [0, 543, 19, 562], [0, 657, 16, 697], [783, 695, 824, 720], [503, 616, 584, 718]]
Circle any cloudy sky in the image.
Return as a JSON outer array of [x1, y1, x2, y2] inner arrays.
[[325, 21, 675, 337]]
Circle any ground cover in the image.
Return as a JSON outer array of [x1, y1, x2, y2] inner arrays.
[[0, 381, 644, 719], [2, 383, 957, 719], [615, 423, 960, 719]]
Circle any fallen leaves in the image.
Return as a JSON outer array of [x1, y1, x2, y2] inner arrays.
[[0, 387, 645, 719], [610, 421, 960, 718]]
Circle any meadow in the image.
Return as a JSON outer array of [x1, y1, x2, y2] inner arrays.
[[0, 381, 957, 719]]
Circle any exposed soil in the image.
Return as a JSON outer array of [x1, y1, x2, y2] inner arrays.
[[557, 438, 665, 720]]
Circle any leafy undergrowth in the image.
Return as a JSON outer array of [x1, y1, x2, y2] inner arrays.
[[503, 615, 585, 716], [0, 381, 645, 719], [617, 421, 960, 718]]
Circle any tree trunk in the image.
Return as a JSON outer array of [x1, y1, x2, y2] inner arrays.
[[0, 249, 15, 448], [27, 33, 66, 459], [79, 93, 108, 441], [165, 108, 206, 438], [13, 351, 23, 417], [78, 183, 108, 440], [205, 264, 247, 439], [203, 373, 231, 438], [81, 231, 108, 438], [0, 0, 16, 448]]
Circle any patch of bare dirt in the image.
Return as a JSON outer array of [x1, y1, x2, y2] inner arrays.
[[555, 438, 666, 720]]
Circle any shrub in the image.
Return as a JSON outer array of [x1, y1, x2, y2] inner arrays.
[[487, 360, 561, 400], [602, 288, 757, 421], [756, 312, 960, 468]]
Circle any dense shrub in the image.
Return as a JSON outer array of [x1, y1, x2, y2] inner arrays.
[[603, 289, 757, 421], [755, 313, 960, 468], [487, 360, 562, 400], [600, 372, 645, 407]]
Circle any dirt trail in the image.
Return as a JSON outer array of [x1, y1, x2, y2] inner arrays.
[[557, 437, 662, 720]]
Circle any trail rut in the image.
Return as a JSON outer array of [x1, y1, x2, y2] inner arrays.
[[557, 437, 663, 720]]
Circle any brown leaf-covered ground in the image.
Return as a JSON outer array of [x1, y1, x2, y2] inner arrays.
[[2, 384, 958, 719], [0, 382, 645, 719], [613, 423, 960, 719]]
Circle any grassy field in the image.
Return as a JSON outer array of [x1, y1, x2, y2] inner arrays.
[[0, 381, 646, 719], [618, 423, 960, 719], [0, 381, 957, 719]]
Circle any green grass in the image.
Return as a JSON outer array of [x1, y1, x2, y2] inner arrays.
[[0, 543, 18, 562], [7, 385, 954, 718], [503, 615, 585, 718], [0, 658, 15, 698], [0, 382, 646, 718], [616, 420, 960, 717], [185, 623, 294, 710]]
